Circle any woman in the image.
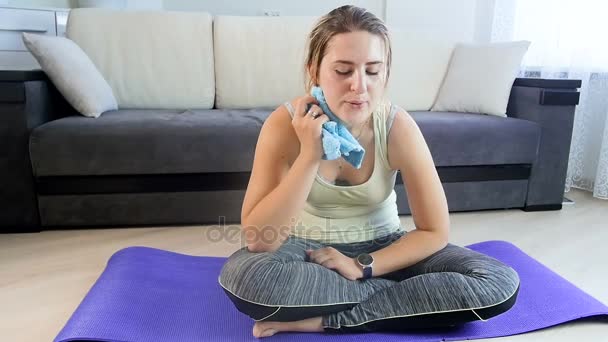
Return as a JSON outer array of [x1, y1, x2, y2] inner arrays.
[[219, 5, 519, 338]]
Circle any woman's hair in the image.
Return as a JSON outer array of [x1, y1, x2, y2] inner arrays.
[[304, 5, 392, 93]]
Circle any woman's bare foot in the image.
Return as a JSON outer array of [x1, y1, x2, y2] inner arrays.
[[252, 316, 324, 338], [252, 321, 279, 338]]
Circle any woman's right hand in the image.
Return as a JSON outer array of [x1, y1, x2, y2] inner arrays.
[[291, 95, 330, 162]]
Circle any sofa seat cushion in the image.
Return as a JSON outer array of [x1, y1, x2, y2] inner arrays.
[[29, 109, 540, 178], [409, 111, 540, 166], [29, 109, 271, 177]]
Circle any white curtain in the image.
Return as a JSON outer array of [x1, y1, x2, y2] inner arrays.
[[492, 0, 608, 199]]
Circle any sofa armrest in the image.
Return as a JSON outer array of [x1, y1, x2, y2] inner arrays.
[[0, 70, 76, 232], [506, 77, 581, 210]]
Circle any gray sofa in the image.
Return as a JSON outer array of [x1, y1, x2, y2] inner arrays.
[[0, 71, 580, 233], [0, 9, 581, 233]]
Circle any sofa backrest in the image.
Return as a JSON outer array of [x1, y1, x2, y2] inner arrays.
[[65, 9, 459, 112], [66, 9, 215, 109], [213, 15, 317, 109], [213, 17, 456, 111], [387, 29, 455, 111]]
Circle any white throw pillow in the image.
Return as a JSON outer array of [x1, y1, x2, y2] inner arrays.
[[431, 41, 531, 117], [22, 32, 117, 118]]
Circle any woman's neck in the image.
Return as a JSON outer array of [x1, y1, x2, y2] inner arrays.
[[348, 113, 373, 139]]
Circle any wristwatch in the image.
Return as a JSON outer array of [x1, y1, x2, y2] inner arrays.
[[356, 253, 374, 279]]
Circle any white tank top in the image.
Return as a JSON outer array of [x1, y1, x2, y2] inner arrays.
[[283, 101, 403, 243]]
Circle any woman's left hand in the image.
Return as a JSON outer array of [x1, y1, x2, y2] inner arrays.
[[306, 247, 363, 281]]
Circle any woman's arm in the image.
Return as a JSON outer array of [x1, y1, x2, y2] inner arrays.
[[368, 108, 450, 277], [241, 106, 320, 253]]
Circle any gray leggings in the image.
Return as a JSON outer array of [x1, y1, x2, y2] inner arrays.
[[218, 231, 520, 333]]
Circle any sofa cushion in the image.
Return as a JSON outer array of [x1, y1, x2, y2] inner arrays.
[[30, 109, 540, 178], [213, 16, 457, 112], [66, 9, 215, 109], [213, 16, 318, 109], [386, 29, 456, 111], [431, 41, 531, 117], [409, 111, 540, 166], [29, 109, 271, 177], [21, 33, 117, 118]]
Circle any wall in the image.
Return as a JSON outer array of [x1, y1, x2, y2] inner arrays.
[[4, 0, 73, 8], [386, 0, 477, 43], [163, 0, 494, 43], [4, 0, 496, 43], [3, 0, 161, 9], [163, 0, 384, 19], [474, 0, 496, 43]]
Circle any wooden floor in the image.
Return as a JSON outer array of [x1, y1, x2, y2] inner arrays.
[[1, 189, 607, 341]]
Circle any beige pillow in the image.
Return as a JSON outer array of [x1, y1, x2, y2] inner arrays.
[[67, 9, 215, 109], [22, 32, 117, 118], [431, 41, 531, 117]]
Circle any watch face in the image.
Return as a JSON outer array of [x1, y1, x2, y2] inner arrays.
[[357, 253, 373, 266]]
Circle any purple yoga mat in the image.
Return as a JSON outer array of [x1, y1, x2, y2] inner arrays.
[[54, 241, 608, 342]]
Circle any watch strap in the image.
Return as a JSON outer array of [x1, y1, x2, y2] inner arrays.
[[362, 266, 373, 279]]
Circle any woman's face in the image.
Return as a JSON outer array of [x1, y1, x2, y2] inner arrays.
[[316, 30, 386, 127]]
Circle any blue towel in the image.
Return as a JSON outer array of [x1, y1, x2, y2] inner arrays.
[[309, 86, 365, 169]]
